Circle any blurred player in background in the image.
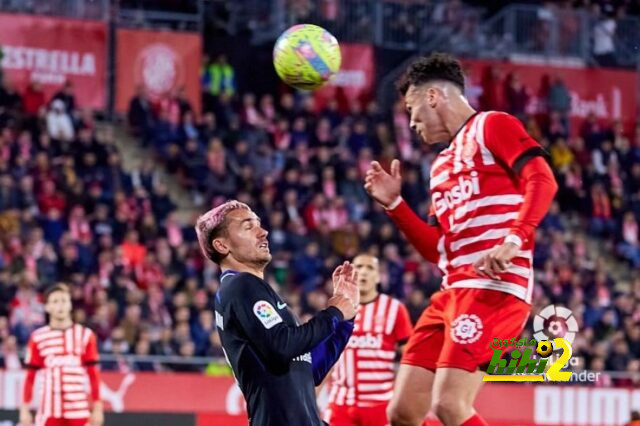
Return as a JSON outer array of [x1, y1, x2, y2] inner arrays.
[[197, 200, 359, 426], [365, 53, 558, 426], [323, 253, 412, 426], [20, 283, 103, 426]]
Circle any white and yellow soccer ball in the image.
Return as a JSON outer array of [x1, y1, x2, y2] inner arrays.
[[273, 24, 342, 91]]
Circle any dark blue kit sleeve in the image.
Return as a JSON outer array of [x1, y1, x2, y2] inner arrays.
[[310, 320, 354, 385], [231, 274, 345, 365]]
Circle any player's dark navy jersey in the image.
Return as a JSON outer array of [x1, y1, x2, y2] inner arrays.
[[215, 270, 353, 426]]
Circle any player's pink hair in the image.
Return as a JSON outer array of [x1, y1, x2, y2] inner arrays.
[[195, 200, 251, 263]]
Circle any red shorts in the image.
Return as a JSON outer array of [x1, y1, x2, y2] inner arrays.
[[39, 418, 88, 426], [402, 288, 530, 372], [325, 403, 388, 426]]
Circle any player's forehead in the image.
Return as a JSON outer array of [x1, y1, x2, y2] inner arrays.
[[404, 84, 426, 107], [353, 254, 379, 268], [47, 290, 70, 301], [227, 208, 260, 225]]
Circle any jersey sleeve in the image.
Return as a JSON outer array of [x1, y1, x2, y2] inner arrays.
[[393, 302, 413, 345], [484, 112, 548, 173], [82, 330, 100, 365], [230, 274, 345, 365], [25, 336, 44, 369]]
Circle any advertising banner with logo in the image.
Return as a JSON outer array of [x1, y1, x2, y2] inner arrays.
[[313, 43, 375, 112], [0, 370, 637, 425], [0, 13, 107, 109], [115, 28, 202, 114], [461, 59, 638, 134]]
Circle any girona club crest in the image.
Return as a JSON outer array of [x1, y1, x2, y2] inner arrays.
[[450, 314, 483, 344], [135, 43, 182, 97]]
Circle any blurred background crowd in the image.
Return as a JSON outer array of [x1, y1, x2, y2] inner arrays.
[[0, 0, 638, 387]]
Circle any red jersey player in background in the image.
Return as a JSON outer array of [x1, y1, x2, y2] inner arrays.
[[323, 254, 412, 426], [21, 283, 103, 426], [364, 53, 558, 426]]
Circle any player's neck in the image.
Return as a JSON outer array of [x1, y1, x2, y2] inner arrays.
[[445, 103, 476, 141], [222, 260, 265, 280], [359, 291, 379, 304], [49, 318, 73, 330]]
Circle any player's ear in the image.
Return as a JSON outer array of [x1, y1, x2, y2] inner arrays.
[[212, 237, 230, 256], [426, 87, 438, 108]]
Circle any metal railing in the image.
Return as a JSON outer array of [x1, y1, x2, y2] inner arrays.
[[0, 0, 109, 20]]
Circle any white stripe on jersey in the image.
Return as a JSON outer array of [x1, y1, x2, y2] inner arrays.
[[38, 338, 64, 349], [63, 392, 87, 401], [63, 401, 89, 410], [357, 350, 395, 360], [54, 368, 62, 418], [345, 350, 355, 388], [454, 194, 523, 220], [450, 212, 519, 233], [373, 296, 389, 333], [453, 127, 466, 174], [65, 328, 74, 354], [437, 235, 448, 272], [45, 368, 52, 418], [359, 390, 394, 401], [357, 361, 394, 370], [357, 371, 395, 381], [450, 248, 532, 268], [357, 381, 394, 392], [448, 278, 528, 300], [63, 410, 91, 419], [362, 303, 375, 332], [384, 300, 399, 335], [62, 375, 86, 383], [450, 228, 510, 252], [62, 384, 85, 393], [33, 329, 59, 343], [430, 170, 450, 188], [474, 112, 494, 165]]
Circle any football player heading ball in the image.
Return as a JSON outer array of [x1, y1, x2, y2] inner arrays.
[[364, 53, 558, 426]]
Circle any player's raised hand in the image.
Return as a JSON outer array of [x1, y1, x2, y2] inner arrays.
[[364, 159, 402, 208], [473, 241, 520, 279], [332, 262, 359, 305]]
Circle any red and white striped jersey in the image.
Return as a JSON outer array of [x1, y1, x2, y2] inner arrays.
[[327, 294, 412, 407], [25, 324, 99, 420], [429, 111, 544, 304]]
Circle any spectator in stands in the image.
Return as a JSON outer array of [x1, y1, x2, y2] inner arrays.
[[46, 99, 75, 143], [547, 78, 572, 130], [592, 4, 618, 67], [128, 85, 154, 145]]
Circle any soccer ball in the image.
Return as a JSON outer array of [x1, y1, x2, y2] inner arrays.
[[273, 24, 341, 91], [536, 340, 553, 358]]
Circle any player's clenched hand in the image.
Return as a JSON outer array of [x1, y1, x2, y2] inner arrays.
[[364, 159, 402, 208], [332, 261, 359, 307], [473, 242, 520, 279]]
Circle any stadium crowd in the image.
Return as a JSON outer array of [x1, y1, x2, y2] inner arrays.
[[0, 54, 638, 383]]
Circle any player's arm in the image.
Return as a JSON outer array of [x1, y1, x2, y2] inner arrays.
[[20, 338, 43, 426], [310, 319, 354, 386], [476, 113, 558, 276], [364, 160, 441, 264], [230, 274, 348, 365], [82, 330, 104, 426], [484, 112, 558, 245]]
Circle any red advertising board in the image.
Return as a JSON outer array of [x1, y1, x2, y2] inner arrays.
[[115, 28, 202, 114], [1, 370, 638, 425], [461, 59, 638, 134], [0, 13, 107, 109], [313, 43, 375, 112]]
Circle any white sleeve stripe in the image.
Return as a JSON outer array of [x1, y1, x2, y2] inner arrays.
[[384, 300, 399, 335]]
